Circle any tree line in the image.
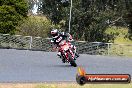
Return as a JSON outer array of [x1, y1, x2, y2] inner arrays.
[[42, 0, 132, 42], [0, 0, 28, 34], [0, 0, 132, 42]]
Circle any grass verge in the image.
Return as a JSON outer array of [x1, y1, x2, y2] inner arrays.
[[0, 83, 132, 88]]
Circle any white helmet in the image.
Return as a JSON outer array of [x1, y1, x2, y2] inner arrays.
[[51, 29, 59, 38]]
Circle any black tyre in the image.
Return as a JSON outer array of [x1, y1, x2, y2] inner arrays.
[[68, 52, 77, 67], [61, 53, 66, 63], [76, 75, 86, 85]]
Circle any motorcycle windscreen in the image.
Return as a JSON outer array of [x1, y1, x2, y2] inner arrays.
[[61, 44, 69, 51]]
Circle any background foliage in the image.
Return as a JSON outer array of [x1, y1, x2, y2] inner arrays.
[[0, 0, 132, 42], [0, 0, 28, 34], [16, 16, 51, 37], [42, 0, 132, 42]]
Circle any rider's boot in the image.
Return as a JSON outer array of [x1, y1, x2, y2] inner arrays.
[[71, 45, 79, 59], [57, 52, 61, 58], [57, 52, 65, 63], [62, 58, 65, 63], [75, 52, 79, 58]]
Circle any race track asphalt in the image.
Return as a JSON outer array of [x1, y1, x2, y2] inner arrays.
[[0, 49, 132, 82]]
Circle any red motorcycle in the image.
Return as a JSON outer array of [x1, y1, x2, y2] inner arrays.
[[58, 40, 77, 67]]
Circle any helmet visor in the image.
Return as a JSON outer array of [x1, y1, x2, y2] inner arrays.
[[51, 33, 58, 37]]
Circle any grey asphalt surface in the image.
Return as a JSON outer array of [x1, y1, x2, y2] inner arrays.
[[0, 49, 132, 82]]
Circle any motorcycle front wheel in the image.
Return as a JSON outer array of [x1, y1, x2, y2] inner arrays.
[[68, 52, 77, 67]]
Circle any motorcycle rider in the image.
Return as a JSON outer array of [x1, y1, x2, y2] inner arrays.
[[50, 28, 79, 63]]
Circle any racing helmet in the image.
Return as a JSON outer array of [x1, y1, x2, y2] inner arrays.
[[51, 29, 59, 38]]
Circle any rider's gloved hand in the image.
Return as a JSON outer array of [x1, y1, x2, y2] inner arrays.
[[68, 38, 74, 42]]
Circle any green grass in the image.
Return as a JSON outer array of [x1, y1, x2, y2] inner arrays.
[[0, 83, 132, 88], [104, 26, 132, 57], [105, 26, 132, 44], [36, 83, 132, 88], [114, 37, 132, 44], [108, 44, 132, 57]]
